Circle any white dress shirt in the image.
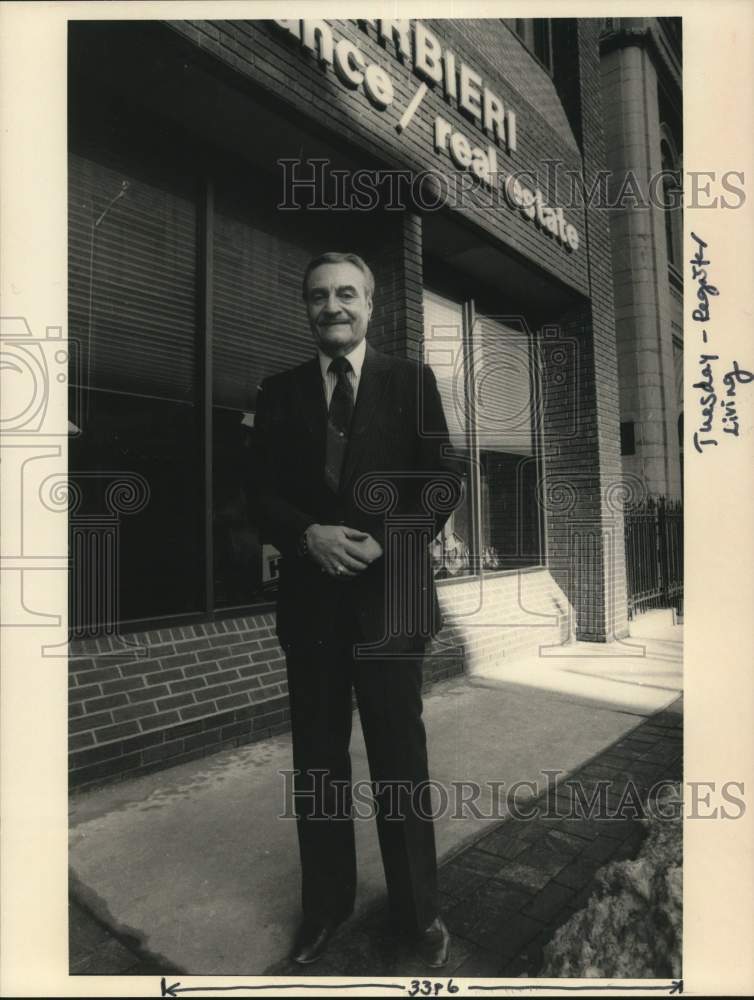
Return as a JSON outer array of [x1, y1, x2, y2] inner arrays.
[[317, 337, 367, 408]]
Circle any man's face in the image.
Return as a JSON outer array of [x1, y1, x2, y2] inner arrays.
[[304, 261, 373, 356]]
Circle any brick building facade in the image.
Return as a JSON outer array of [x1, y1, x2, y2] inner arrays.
[[68, 18, 636, 789]]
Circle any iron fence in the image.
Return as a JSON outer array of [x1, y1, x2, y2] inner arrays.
[[624, 496, 683, 619]]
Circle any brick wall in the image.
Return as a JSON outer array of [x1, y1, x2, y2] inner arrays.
[[433, 569, 573, 670], [69, 615, 290, 789], [448, 20, 579, 151], [576, 19, 630, 641], [69, 608, 465, 790], [539, 20, 629, 641], [69, 567, 575, 790], [368, 212, 424, 359], [167, 18, 590, 298]]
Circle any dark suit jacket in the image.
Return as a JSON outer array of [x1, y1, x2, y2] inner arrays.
[[251, 342, 462, 654]]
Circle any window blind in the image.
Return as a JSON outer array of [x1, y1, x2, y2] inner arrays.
[[212, 217, 317, 413], [422, 289, 468, 449], [471, 314, 534, 456], [68, 152, 198, 403]]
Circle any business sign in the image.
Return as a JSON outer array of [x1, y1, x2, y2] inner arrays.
[[273, 19, 580, 252]]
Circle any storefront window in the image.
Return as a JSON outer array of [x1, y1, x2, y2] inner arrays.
[[211, 171, 383, 608], [69, 115, 398, 628], [212, 179, 318, 608], [68, 152, 203, 626], [472, 315, 543, 570], [422, 291, 544, 579], [422, 290, 474, 579], [69, 137, 546, 631]]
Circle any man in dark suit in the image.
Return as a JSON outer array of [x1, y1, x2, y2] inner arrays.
[[252, 251, 461, 967]]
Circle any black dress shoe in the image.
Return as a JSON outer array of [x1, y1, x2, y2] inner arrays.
[[291, 915, 346, 965], [417, 916, 451, 968]]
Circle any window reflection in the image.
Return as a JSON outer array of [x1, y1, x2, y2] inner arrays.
[[422, 292, 544, 577], [68, 151, 202, 625], [423, 290, 474, 579], [473, 314, 542, 570], [211, 182, 319, 608]]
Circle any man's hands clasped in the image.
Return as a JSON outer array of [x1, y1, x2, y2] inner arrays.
[[304, 524, 383, 578]]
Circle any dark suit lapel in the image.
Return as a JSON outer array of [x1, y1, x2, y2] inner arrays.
[[340, 342, 394, 492]]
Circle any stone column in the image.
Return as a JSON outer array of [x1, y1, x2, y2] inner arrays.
[[601, 26, 682, 498]]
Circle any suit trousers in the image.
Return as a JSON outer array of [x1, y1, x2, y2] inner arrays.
[[285, 634, 439, 935]]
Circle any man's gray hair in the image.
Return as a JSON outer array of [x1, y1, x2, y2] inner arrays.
[[302, 252, 375, 300]]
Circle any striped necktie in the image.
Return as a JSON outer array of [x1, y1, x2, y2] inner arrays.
[[324, 355, 355, 493]]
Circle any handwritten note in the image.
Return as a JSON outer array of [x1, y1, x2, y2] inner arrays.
[[690, 232, 753, 453]]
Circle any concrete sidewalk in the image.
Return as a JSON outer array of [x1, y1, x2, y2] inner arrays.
[[69, 610, 682, 976]]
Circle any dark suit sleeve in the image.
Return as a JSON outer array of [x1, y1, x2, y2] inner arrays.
[[417, 363, 465, 540], [250, 378, 315, 559]]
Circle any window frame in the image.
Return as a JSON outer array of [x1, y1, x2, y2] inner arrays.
[[67, 143, 209, 634], [470, 303, 547, 577], [421, 286, 480, 581], [501, 18, 554, 76], [422, 283, 547, 584], [68, 150, 304, 632], [659, 127, 683, 274]]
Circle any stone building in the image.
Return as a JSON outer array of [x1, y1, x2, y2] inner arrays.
[[600, 17, 683, 497]]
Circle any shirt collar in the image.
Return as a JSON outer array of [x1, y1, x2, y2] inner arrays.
[[318, 337, 367, 381]]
